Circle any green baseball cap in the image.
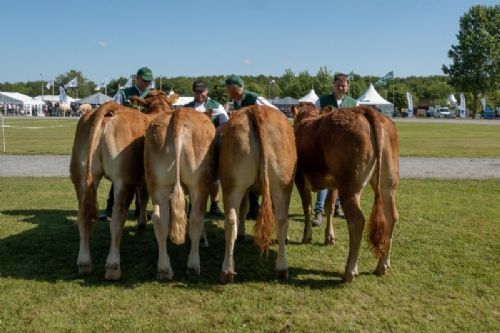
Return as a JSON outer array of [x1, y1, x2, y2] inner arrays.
[[137, 67, 153, 81], [225, 74, 244, 87]]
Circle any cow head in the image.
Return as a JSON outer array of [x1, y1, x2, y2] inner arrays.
[[129, 90, 179, 113], [291, 102, 320, 125]]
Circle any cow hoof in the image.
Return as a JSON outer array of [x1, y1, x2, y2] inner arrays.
[[343, 272, 355, 283], [276, 269, 289, 280], [157, 268, 174, 281], [104, 264, 121, 281], [375, 265, 389, 276], [78, 263, 93, 275], [325, 236, 336, 245], [301, 237, 312, 244], [220, 271, 235, 284], [187, 267, 201, 277]]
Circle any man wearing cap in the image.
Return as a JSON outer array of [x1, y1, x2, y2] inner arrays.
[[114, 67, 154, 107], [184, 79, 229, 218], [224, 74, 277, 220], [99, 67, 154, 221], [311, 73, 358, 226]]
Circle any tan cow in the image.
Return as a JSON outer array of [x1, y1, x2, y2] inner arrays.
[[292, 103, 400, 282], [69, 90, 177, 280], [78, 103, 93, 115], [219, 105, 297, 283], [143, 106, 216, 280]]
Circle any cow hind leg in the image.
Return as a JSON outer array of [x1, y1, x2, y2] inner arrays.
[[341, 193, 365, 283], [375, 187, 398, 276], [105, 182, 135, 280], [76, 177, 99, 275], [135, 187, 149, 229], [221, 188, 245, 283], [271, 185, 292, 279], [237, 192, 249, 241], [186, 187, 209, 276], [296, 185, 313, 244], [324, 189, 336, 245], [152, 187, 174, 281]]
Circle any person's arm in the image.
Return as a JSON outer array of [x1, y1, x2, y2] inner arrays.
[[113, 90, 124, 105]]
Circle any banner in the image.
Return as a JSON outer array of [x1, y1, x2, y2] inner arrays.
[[64, 77, 78, 89], [447, 94, 457, 107], [45, 79, 53, 90], [149, 79, 156, 89], [459, 93, 466, 118], [480, 97, 487, 112], [375, 71, 394, 86], [406, 92, 413, 116], [59, 86, 67, 103]]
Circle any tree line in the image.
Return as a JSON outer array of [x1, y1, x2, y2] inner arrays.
[[1, 5, 497, 115]]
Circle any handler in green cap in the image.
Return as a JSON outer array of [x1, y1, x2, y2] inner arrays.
[[114, 66, 154, 107], [99, 66, 154, 221], [224, 74, 277, 221]]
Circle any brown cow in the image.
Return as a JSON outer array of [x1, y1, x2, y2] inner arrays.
[[219, 105, 297, 283], [143, 106, 216, 280], [69, 90, 177, 280], [292, 103, 400, 282]]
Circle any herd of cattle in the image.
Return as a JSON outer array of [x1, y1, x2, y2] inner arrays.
[[69, 90, 400, 283]]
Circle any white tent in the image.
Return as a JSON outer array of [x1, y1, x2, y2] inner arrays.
[[299, 89, 319, 104], [357, 84, 394, 116], [34, 95, 77, 103], [0, 92, 45, 116]]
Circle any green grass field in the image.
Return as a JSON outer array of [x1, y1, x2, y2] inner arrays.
[[0, 178, 499, 332], [1, 117, 500, 156]]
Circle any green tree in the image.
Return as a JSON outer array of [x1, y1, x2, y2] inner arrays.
[[442, 5, 500, 115], [55, 70, 95, 99]]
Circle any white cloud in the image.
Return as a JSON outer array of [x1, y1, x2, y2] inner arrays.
[[243, 59, 252, 65], [98, 41, 109, 48]]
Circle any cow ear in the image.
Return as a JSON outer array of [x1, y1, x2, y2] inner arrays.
[[291, 105, 298, 119], [129, 96, 146, 107], [204, 108, 214, 120], [166, 93, 179, 106], [321, 105, 335, 114]]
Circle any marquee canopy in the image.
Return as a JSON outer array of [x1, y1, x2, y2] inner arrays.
[[299, 89, 319, 104]]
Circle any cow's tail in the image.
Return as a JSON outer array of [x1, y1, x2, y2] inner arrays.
[[81, 102, 117, 224], [249, 107, 274, 254], [364, 108, 389, 257], [169, 108, 187, 244]]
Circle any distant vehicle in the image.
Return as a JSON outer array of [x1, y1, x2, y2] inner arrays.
[[426, 106, 436, 117], [437, 107, 453, 118]]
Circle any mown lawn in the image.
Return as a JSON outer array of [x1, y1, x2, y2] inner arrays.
[[1, 117, 500, 157], [0, 178, 498, 332]]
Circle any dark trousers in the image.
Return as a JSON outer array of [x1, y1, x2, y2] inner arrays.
[[105, 184, 140, 215]]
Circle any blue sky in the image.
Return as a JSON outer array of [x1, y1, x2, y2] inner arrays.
[[1, 0, 497, 83]]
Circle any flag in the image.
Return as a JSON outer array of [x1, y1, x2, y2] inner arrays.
[[480, 96, 487, 112], [64, 77, 78, 89], [348, 71, 355, 81], [459, 93, 466, 118], [406, 92, 413, 113], [46, 79, 53, 90], [447, 94, 457, 106], [149, 78, 156, 89], [59, 86, 67, 103], [375, 71, 394, 86]]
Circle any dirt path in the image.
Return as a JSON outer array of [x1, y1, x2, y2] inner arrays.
[[1, 155, 499, 179]]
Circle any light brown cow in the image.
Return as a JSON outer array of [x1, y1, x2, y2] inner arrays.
[[69, 90, 177, 280], [78, 103, 93, 115], [143, 106, 216, 280], [292, 103, 400, 282], [219, 105, 297, 283]]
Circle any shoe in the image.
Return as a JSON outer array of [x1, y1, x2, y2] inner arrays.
[[312, 212, 323, 227], [334, 205, 345, 218], [98, 212, 111, 221], [209, 202, 224, 219]]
